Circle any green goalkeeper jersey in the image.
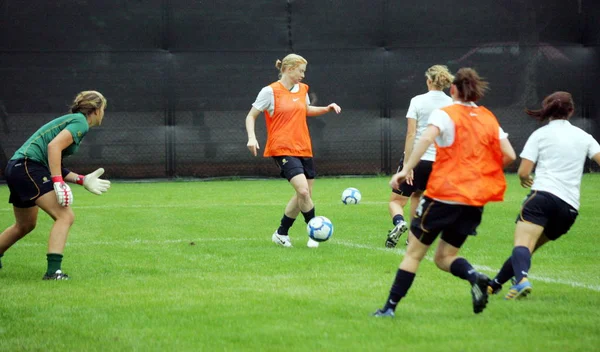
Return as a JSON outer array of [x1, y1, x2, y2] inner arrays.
[[11, 113, 89, 168]]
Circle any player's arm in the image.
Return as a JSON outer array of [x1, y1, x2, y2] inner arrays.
[[517, 158, 535, 188], [403, 118, 417, 168], [593, 152, 600, 167], [47, 130, 73, 177], [500, 138, 517, 167], [306, 103, 341, 117], [245, 107, 262, 156], [390, 124, 439, 189], [62, 168, 111, 195]]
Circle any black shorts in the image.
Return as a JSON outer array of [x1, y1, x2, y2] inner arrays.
[[5, 159, 54, 208], [410, 196, 484, 247], [393, 160, 433, 196], [516, 190, 579, 240], [272, 156, 316, 181]]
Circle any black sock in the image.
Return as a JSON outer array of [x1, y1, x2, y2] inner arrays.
[[450, 258, 477, 285], [383, 269, 416, 311], [493, 257, 514, 287], [302, 207, 315, 224], [393, 214, 405, 226], [46, 253, 63, 275], [277, 215, 296, 236], [0, 253, 3, 269], [511, 246, 531, 283]]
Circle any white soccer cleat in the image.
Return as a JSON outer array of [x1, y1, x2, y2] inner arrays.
[[272, 232, 292, 247], [307, 238, 320, 248]]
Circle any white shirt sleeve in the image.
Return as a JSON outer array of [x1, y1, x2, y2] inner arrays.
[[428, 109, 455, 147], [406, 97, 417, 119], [499, 127, 508, 140], [306, 93, 311, 106], [587, 134, 600, 159], [520, 131, 540, 162], [251, 86, 274, 114]]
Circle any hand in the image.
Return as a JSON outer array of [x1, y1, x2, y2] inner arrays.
[[51, 176, 73, 207], [247, 137, 260, 157], [328, 103, 341, 114], [405, 169, 415, 186], [83, 168, 111, 195], [389, 170, 409, 190], [520, 175, 534, 188]]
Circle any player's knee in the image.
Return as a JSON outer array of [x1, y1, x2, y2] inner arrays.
[[57, 209, 75, 226], [433, 253, 451, 271], [16, 222, 36, 236], [296, 187, 311, 200]]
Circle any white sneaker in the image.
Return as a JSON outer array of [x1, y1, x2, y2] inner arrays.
[[307, 238, 320, 248], [272, 232, 292, 247]]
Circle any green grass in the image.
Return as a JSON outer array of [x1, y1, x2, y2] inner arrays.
[[1, 174, 599, 351]]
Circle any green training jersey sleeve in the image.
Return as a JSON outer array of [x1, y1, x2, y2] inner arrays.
[[11, 113, 90, 168]]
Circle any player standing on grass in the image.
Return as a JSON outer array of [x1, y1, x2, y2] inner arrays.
[[373, 68, 516, 317], [245, 53, 341, 248], [488, 91, 600, 299], [385, 65, 453, 248], [0, 91, 111, 280]]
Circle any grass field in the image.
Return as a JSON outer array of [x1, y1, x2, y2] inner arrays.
[[0, 174, 599, 351]]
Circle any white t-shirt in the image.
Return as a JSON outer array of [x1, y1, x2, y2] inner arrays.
[[428, 101, 509, 147], [520, 119, 600, 210], [252, 84, 310, 115], [406, 90, 453, 161]]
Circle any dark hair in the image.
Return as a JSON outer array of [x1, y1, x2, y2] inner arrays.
[[452, 68, 489, 102], [525, 91, 574, 122]]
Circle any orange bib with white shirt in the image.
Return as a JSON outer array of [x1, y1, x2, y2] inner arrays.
[[425, 104, 506, 206], [263, 82, 312, 157]]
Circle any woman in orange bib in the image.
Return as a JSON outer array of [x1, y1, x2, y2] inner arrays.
[[245, 54, 341, 248], [373, 68, 516, 317]]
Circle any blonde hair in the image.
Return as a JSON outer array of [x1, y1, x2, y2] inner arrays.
[[425, 65, 454, 90], [275, 53, 307, 78], [70, 91, 107, 116]]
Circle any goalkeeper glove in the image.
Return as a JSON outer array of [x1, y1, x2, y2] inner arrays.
[[76, 168, 111, 195], [51, 175, 73, 207]]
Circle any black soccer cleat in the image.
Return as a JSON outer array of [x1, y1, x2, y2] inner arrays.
[[385, 221, 408, 248], [42, 270, 69, 281], [487, 278, 503, 295], [471, 272, 489, 314]]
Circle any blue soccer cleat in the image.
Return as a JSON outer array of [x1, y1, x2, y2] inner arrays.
[[505, 278, 532, 300], [371, 308, 395, 318]]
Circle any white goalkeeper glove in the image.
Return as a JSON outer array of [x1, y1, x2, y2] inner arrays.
[[77, 168, 111, 195], [51, 175, 73, 207]]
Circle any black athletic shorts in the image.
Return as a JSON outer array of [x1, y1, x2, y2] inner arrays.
[[516, 190, 579, 240], [393, 159, 434, 196], [5, 159, 54, 208], [410, 196, 484, 247], [272, 156, 316, 181]]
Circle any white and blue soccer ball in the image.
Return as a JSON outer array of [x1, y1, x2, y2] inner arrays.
[[341, 187, 362, 205], [307, 216, 334, 242]]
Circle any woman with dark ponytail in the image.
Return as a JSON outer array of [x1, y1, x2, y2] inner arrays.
[[488, 91, 600, 300], [373, 68, 516, 317]]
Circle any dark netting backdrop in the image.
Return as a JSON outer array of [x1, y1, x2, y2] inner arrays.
[[0, 0, 599, 180]]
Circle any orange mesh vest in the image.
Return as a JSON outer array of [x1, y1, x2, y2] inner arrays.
[[263, 82, 312, 157], [425, 104, 506, 206]]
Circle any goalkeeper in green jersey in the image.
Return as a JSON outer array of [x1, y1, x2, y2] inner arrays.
[[0, 91, 111, 280]]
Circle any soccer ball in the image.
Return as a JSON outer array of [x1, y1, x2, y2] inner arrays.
[[341, 187, 361, 205], [307, 216, 334, 242]]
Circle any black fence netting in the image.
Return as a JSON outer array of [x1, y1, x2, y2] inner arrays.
[[0, 0, 599, 179]]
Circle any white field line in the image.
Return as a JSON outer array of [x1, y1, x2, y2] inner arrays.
[[10, 236, 600, 292]]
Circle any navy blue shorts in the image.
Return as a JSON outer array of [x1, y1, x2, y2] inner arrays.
[[516, 190, 578, 240], [5, 159, 54, 208], [272, 156, 316, 181], [393, 160, 433, 196], [410, 196, 484, 247]]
